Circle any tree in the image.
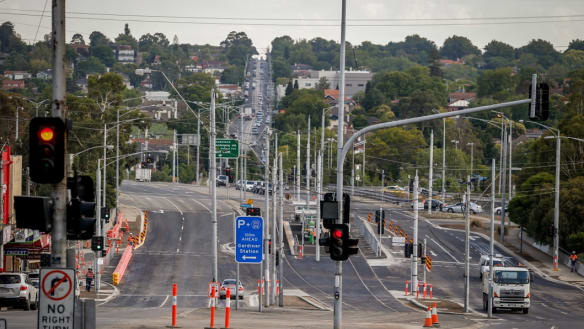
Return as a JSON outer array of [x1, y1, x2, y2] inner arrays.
[[293, 80, 299, 89], [428, 48, 442, 77], [76, 57, 106, 78], [272, 58, 292, 81], [285, 81, 293, 96], [87, 72, 126, 109], [89, 31, 110, 47], [477, 67, 515, 99], [124, 23, 130, 36], [568, 39, 584, 52], [91, 45, 115, 67], [315, 77, 330, 91], [483, 40, 515, 59], [71, 33, 85, 45], [221, 65, 243, 84], [517, 39, 560, 69], [440, 35, 481, 60], [0, 22, 26, 53], [115, 24, 137, 48]]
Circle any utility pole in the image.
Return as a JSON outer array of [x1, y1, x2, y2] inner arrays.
[[210, 89, 218, 283], [306, 116, 311, 204], [334, 0, 346, 327], [296, 131, 300, 201], [464, 175, 470, 313], [316, 152, 322, 262], [428, 130, 434, 215], [500, 125, 508, 242], [243, 151, 247, 201], [0, 156, 3, 272], [362, 136, 366, 185], [499, 119, 504, 194], [103, 123, 107, 209], [51, 0, 67, 267], [442, 118, 446, 204], [15, 107, 19, 140], [116, 108, 120, 222], [553, 133, 561, 271], [264, 129, 271, 307], [172, 129, 176, 183], [411, 172, 419, 294], [278, 152, 284, 307], [95, 161, 101, 292], [197, 106, 200, 184], [488, 159, 495, 318], [508, 122, 513, 211], [272, 134, 277, 305], [351, 145, 354, 197]]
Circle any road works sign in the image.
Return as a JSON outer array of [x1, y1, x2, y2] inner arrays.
[[235, 216, 263, 263], [38, 268, 76, 329], [216, 139, 239, 158]]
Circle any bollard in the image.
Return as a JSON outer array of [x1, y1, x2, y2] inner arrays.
[[224, 288, 231, 329], [423, 282, 427, 299], [171, 283, 177, 327], [405, 280, 408, 295], [416, 283, 420, 299], [429, 284, 433, 299], [257, 280, 260, 295], [276, 280, 280, 296], [299, 246, 303, 259], [209, 287, 216, 328], [262, 280, 265, 296]]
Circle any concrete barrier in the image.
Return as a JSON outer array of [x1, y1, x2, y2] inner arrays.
[[112, 246, 133, 285], [283, 221, 296, 256]]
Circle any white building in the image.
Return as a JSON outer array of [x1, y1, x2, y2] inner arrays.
[[116, 45, 135, 63], [293, 69, 372, 98]]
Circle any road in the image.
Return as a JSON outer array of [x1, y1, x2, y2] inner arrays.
[[349, 198, 584, 328]]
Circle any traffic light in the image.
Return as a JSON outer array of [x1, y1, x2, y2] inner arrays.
[[67, 198, 96, 240], [268, 238, 272, 254], [101, 207, 110, 223], [321, 193, 350, 226], [226, 167, 234, 183], [68, 175, 94, 202], [375, 210, 385, 223], [14, 196, 54, 232], [377, 219, 385, 234], [409, 179, 414, 193], [528, 82, 550, 121], [405, 242, 413, 258], [325, 224, 359, 261], [91, 236, 104, 252], [247, 207, 261, 216], [29, 117, 66, 184]]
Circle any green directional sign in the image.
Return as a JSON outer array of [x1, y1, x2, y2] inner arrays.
[[216, 139, 239, 158]]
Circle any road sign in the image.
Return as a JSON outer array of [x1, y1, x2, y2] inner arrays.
[[178, 134, 199, 146], [38, 268, 75, 328], [240, 204, 252, 208], [235, 216, 263, 263], [392, 236, 405, 247], [216, 139, 239, 158]]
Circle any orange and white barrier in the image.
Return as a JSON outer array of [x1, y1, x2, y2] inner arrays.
[[171, 284, 177, 327], [299, 245, 303, 259], [423, 282, 427, 299], [209, 286, 216, 328], [112, 246, 133, 285], [257, 280, 265, 296], [416, 283, 420, 299], [405, 280, 409, 295], [423, 306, 433, 327], [429, 284, 433, 299], [276, 280, 280, 296], [224, 288, 231, 328], [431, 302, 439, 327]]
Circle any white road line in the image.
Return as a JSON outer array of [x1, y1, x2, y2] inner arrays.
[[176, 248, 180, 253], [427, 235, 461, 263], [430, 250, 438, 257], [159, 295, 169, 308], [164, 197, 184, 215]]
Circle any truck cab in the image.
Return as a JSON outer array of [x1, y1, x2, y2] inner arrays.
[[482, 266, 530, 314]]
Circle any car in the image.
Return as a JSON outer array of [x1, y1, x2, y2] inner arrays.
[[255, 122, 261, 127], [495, 206, 508, 215], [0, 273, 39, 310], [479, 254, 505, 279], [444, 202, 483, 214], [245, 181, 255, 191], [424, 199, 445, 211], [410, 201, 424, 210], [219, 279, 244, 299], [216, 175, 228, 187], [384, 185, 404, 192], [253, 182, 264, 194]]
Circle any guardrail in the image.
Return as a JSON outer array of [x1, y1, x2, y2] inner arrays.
[[355, 215, 382, 255], [112, 246, 133, 285]]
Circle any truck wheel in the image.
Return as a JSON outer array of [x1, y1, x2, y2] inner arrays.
[[522, 308, 529, 314]]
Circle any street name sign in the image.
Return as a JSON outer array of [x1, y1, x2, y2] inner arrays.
[[216, 139, 239, 158], [240, 204, 252, 208], [38, 268, 76, 329], [392, 236, 406, 247], [235, 216, 263, 263]]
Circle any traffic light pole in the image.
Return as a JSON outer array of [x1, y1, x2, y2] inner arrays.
[[412, 173, 419, 294], [95, 161, 101, 293], [316, 152, 321, 262], [210, 89, 218, 283], [50, 0, 67, 268], [264, 130, 270, 307], [278, 152, 284, 307], [464, 176, 470, 312]]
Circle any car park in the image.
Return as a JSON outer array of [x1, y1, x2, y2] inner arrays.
[[0, 273, 39, 310]]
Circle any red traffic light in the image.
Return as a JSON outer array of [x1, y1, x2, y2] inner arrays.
[[39, 127, 55, 142], [332, 229, 343, 239]]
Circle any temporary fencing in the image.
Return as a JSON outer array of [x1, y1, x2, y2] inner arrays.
[[112, 246, 133, 285]]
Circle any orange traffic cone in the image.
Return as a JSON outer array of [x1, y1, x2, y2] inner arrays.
[[431, 302, 440, 327], [423, 306, 433, 327]]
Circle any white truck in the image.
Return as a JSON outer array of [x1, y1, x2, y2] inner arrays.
[[482, 266, 531, 314], [135, 168, 152, 182], [242, 107, 253, 120]]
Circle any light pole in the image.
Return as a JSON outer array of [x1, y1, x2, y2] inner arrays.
[[428, 130, 434, 215], [467, 142, 474, 182], [432, 109, 446, 204]]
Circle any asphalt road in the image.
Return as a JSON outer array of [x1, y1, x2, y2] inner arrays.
[[349, 199, 584, 328]]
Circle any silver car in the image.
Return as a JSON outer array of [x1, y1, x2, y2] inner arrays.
[[0, 273, 39, 310], [219, 279, 244, 299], [444, 202, 483, 214]]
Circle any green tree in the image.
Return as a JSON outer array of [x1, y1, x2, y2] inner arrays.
[[477, 67, 515, 100], [315, 77, 330, 91], [91, 45, 115, 67], [568, 39, 584, 52], [89, 31, 110, 47], [517, 39, 560, 69], [440, 35, 481, 60], [272, 57, 292, 81], [483, 40, 515, 59], [285, 81, 293, 96], [76, 57, 106, 78]]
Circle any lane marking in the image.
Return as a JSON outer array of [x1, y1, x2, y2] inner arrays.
[[427, 235, 461, 263], [164, 198, 184, 215], [159, 295, 169, 308], [430, 250, 438, 257]]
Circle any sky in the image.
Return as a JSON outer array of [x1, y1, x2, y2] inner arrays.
[[1, 0, 584, 53]]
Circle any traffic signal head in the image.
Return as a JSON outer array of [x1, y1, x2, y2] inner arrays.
[[528, 82, 550, 121], [91, 236, 104, 251], [67, 197, 96, 240], [247, 207, 261, 216], [101, 207, 110, 223], [29, 117, 66, 184], [328, 224, 359, 261], [68, 175, 95, 202], [14, 196, 54, 232]]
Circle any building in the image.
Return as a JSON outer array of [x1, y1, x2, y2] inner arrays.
[[448, 92, 476, 103], [3, 71, 32, 80], [116, 45, 135, 63], [141, 91, 178, 120], [447, 99, 470, 111], [218, 84, 241, 97], [292, 69, 372, 98], [2, 80, 25, 90], [36, 69, 52, 80]]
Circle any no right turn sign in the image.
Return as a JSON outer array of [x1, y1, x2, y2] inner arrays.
[[38, 268, 76, 329]]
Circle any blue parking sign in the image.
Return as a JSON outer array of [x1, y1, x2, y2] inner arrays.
[[235, 216, 263, 263]]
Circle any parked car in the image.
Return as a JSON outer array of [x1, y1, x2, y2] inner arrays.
[[219, 279, 244, 299], [495, 206, 508, 215], [385, 185, 404, 192], [444, 202, 483, 214], [216, 175, 228, 187], [424, 199, 445, 211], [0, 273, 38, 310], [245, 181, 255, 191], [411, 201, 424, 210]]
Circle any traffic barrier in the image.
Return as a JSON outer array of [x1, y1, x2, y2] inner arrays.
[[276, 280, 280, 296], [431, 302, 439, 327], [429, 284, 433, 299], [171, 283, 177, 327], [405, 280, 408, 295], [423, 306, 433, 327], [298, 245, 303, 259], [112, 245, 133, 285], [423, 282, 427, 299], [209, 286, 216, 329], [416, 283, 420, 299], [257, 280, 265, 296], [224, 288, 231, 328]]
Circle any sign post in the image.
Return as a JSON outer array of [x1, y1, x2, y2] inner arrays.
[[216, 139, 239, 159], [235, 216, 263, 263], [38, 268, 76, 329]]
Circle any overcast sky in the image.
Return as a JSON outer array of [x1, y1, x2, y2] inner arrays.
[[2, 0, 584, 53]]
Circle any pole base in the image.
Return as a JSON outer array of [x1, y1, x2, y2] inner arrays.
[[553, 268, 559, 271]]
